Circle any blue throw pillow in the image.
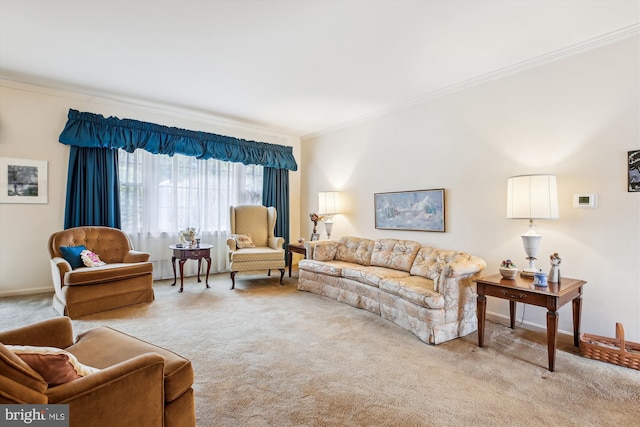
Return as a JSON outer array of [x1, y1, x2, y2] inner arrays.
[[59, 245, 87, 269]]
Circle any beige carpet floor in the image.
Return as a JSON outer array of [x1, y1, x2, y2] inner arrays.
[[1, 271, 639, 426]]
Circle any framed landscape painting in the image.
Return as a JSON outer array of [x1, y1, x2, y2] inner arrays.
[[374, 189, 445, 232], [0, 157, 48, 204]]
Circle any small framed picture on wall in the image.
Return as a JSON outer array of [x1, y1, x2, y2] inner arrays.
[[0, 157, 48, 204], [629, 150, 640, 192], [310, 233, 320, 241]]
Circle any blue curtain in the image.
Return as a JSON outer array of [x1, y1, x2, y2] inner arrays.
[[262, 167, 290, 263], [64, 146, 121, 229], [60, 109, 295, 234], [59, 109, 297, 171]]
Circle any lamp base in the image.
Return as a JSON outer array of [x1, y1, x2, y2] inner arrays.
[[324, 218, 334, 240], [520, 221, 542, 279]]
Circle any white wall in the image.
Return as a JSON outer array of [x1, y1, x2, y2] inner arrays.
[[301, 37, 640, 341], [0, 82, 301, 296]]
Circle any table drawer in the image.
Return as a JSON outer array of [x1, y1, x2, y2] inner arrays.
[[481, 285, 548, 307], [175, 249, 210, 260]]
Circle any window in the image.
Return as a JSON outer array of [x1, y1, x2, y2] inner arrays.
[[118, 149, 262, 278]]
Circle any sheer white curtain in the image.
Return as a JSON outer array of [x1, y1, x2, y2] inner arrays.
[[119, 149, 262, 279]]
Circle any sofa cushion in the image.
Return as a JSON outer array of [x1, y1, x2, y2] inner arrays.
[[64, 262, 153, 286], [59, 245, 87, 269], [341, 265, 411, 288], [379, 276, 444, 309], [81, 250, 106, 267], [0, 342, 48, 393], [312, 240, 340, 261], [298, 260, 353, 277], [230, 247, 284, 262], [233, 233, 256, 249], [67, 326, 193, 403], [334, 237, 374, 266], [7, 345, 100, 386], [371, 239, 421, 272]]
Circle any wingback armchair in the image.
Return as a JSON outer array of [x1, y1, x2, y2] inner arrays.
[[226, 205, 286, 289], [48, 226, 154, 318], [0, 317, 195, 427]]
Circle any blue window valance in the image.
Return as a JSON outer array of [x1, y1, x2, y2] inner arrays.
[[58, 109, 298, 171]]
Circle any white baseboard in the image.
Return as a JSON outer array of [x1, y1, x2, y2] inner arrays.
[[0, 287, 54, 298], [486, 310, 574, 337]]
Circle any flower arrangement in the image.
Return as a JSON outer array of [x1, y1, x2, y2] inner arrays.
[[309, 213, 324, 233], [499, 259, 518, 279], [179, 226, 199, 246], [500, 259, 517, 269]]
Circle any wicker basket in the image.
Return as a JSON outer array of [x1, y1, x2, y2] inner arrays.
[[579, 323, 640, 370]]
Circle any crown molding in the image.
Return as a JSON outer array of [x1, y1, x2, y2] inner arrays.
[[302, 23, 640, 141], [0, 79, 300, 144]]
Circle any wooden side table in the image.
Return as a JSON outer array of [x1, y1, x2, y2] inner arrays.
[[287, 243, 307, 277], [475, 273, 587, 372], [170, 244, 213, 292]]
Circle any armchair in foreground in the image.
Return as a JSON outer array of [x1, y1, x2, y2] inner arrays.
[[0, 317, 195, 427]]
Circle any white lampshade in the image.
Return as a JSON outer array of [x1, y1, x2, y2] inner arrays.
[[507, 175, 559, 220], [506, 174, 559, 277], [318, 191, 340, 215]]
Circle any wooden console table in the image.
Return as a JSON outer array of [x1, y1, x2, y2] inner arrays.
[[475, 273, 587, 372], [170, 244, 213, 292], [287, 243, 307, 277]]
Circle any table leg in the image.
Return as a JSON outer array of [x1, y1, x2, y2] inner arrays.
[[171, 256, 177, 286], [477, 294, 487, 347], [178, 260, 186, 293], [572, 296, 582, 347], [288, 250, 293, 277], [509, 301, 516, 329], [197, 258, 202, 282], [546, 309, 559, 372], [204, 257, 211, 288]]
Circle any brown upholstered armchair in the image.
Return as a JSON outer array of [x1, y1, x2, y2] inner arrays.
[[0, 317, 195, 427], [226, 205, 286, 289], [48, 226, 154, 318]]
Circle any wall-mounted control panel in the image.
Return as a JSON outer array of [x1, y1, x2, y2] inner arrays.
[[573, 193, 598, 208]]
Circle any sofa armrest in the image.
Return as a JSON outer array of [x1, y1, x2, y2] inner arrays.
[[226, 238, 237, 252], [46, 353, 165, 425], [0, 317, 74, 349], [123, 250, 150, 263], [50, 257, 71, 291], [444, 255, 487, 278], [0, 375, 48, 404], [268, 236, 284, 250], [306, 240, 340, 261], [303, 241, 319, 259]]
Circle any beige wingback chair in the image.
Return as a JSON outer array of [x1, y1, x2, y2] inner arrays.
[[226, 205, 286, 289], [48, 226, 154, 318]]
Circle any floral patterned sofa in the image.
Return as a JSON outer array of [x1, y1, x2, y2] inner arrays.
[[298, 237, 486, 345]]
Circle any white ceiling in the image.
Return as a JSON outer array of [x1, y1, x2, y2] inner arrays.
[[1, 0, 638, 138]]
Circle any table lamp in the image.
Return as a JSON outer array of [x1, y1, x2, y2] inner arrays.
[[506, 175, 559, 277], [318, 191, 340, 239]]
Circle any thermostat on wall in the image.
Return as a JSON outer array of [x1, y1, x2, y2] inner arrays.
[[573, 193, 598, 208]]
